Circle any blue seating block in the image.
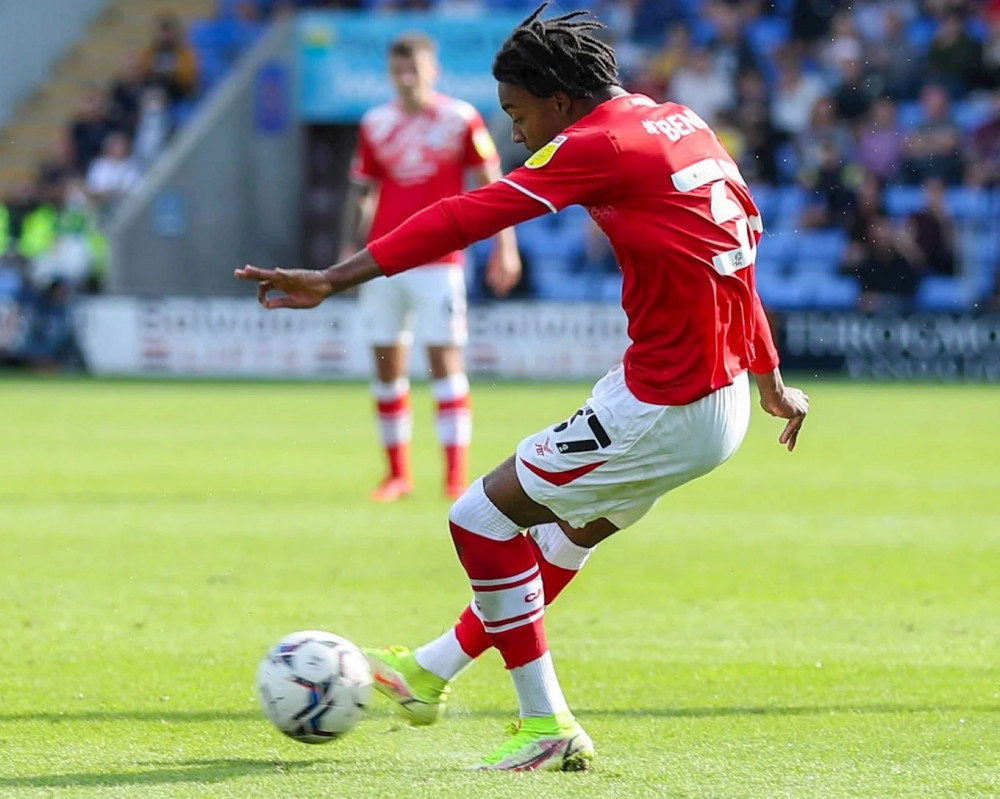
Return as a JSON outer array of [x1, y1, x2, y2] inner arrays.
[[916, 276, 972, 311]]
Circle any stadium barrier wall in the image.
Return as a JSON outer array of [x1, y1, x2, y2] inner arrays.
[[107, 17, 301, 296], [0, 0, 110, 129], [55, 298, 1000, 381]]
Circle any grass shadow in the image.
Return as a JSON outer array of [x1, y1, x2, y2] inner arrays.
[[0, 758, 322, 790]]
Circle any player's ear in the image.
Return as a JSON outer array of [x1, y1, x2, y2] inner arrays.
[[551, 91, 573, 117]]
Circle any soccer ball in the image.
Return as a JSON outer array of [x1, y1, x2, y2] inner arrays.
[[256, 630, 372, 744]]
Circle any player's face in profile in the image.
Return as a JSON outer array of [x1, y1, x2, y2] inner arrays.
[[389, 51, 438, 106], [497, 82, 570, 153]]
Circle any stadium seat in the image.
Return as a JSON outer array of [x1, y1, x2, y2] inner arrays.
[[946, 187, 992, 222], [756, 273, 812, 309], [773, 187, 807, 230], [885, 186, 925, 217], [810, 275, 860, 309], [793, 230, 847, 276], [908, 17, 939, 50], [897, 101, 924, 130], [916, 275, 973, 311], [746, 17, 790, 56]]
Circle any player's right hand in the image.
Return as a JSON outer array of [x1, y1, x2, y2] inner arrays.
[[234, 265, 334, 310], [759, 385, 809, 452]]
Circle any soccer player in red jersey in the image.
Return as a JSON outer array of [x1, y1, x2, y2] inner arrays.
[[340, 33, 522, 502], [238, 4, 809, 771]]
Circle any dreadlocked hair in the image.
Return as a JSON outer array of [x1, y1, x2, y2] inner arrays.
[[492, 2, 619, 99]]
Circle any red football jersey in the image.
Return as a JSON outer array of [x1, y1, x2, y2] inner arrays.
[[370, 93, 779, 405], [352, 92, 500, 266]]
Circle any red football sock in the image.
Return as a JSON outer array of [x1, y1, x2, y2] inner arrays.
[[453, 527, 585, 661], [450, 521, 547, 670]]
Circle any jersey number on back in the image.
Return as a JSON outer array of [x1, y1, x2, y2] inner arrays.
[[670, 157, 761, 276]]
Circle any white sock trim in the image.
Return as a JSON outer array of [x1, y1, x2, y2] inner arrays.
[[530, 523, 594, 571], [373, 378, 410, 401], [415, 628, 472, 682], [431, 373, 470, 402], [510, 652, 570, 718], [449, 477, 521, 541]]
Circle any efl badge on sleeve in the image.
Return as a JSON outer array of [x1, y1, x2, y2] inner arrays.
[[525, 135, 568, 169], [473, 128, 497, 160]]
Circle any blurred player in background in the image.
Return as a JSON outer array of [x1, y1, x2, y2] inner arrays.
[[341, 33, 521, 503], [238, 4, 808, 772]]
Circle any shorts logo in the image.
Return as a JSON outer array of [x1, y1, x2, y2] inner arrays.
[[535, 437, 554, 457], [525, 135, 568, 169]]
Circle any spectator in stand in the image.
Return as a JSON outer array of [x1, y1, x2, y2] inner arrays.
[[770, 50, 828, 137], [843, 214, 924, 312], [108, 52, 149, 136], [856, 96, 904, 181], [69, 90, 117, 174], [85, 133, 142, 218], [800, 140, 863, 229], [647, 25, 691, 101], [832, 58, 876, 124], [971, 90, 1000, 184], [851, 0, 918, 42], [903, 83, 965, 184], [907, 177, 958, 276], [790, 0, 844, 43], [864, 8, 923, 100], [736, 94, 781, 184], [820, 11, 864, 78], [796, 96, 856, 177], [36, 131, 77, 202], [982, 13, 1000, 88], [140, 13, 200, 103], [669, 47, 734, 125], [132, 87, 174, 171], [927, 11, 985, 94], [707, 3, 759, 89]]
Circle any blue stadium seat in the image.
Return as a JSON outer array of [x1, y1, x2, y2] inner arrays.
[[794, 229, 847, 275], [897, 101, 924, 130], [750, 184, 777, 224], [946, 187, 992, 221], [756, 274, 812, 309], [885, 186, 925, 217], [746, 17, 790, 56], [773, 187, 806, 230], [908, 17, 939, 50], [916, 276, 972, 311], [533, 260, 590, 301], [810, 275, 860, 309], [953, 101, 993, 132]]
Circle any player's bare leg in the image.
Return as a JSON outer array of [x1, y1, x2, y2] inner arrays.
[[371, 344, 414, 502], [427, 344, 472, 500]]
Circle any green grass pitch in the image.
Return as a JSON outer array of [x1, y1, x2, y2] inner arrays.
[[1, 377, 998, 798]]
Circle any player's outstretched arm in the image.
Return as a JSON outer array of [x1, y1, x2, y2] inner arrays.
[[754, 368, 809, 452]]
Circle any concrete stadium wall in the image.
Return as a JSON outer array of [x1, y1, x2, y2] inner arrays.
[[0, 0, 110, 128], [108, 17, 301, 296]]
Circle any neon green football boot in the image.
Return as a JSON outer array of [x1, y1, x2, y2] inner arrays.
[[363, 646, 450, 725], [473, 712, 595, 772]]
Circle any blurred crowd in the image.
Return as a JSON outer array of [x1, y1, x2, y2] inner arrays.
[[0, 3, 272, 369], [6, 0, 1000, 342]]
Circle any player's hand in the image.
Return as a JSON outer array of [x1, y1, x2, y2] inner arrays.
[[486, 247, 522, 297], [234, 265, 334, 310], [759, 384, 809, 452]]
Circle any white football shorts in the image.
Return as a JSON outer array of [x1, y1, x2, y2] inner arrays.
[[515, 365, 751, 530], [358, 264, 468, 347]]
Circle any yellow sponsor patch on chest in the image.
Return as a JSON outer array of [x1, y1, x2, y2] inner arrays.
[[525, 135, 568, 169]]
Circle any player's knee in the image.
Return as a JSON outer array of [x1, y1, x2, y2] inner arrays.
[[448, 477, 520, 542]]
